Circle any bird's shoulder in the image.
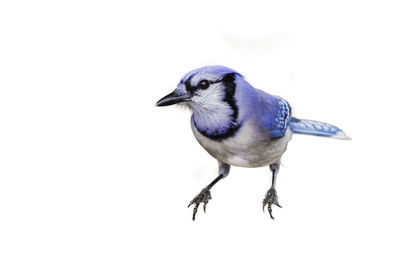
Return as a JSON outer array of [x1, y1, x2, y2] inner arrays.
[[254, 89, 292, 139]]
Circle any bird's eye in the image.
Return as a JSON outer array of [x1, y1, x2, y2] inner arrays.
[[198, 80, 210, 90]]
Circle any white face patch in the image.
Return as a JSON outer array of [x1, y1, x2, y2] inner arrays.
[[177, 66, 241, 139], [181, 71, 229, 111], [190, 82, 225, 109], [189, 84, 234, 134]]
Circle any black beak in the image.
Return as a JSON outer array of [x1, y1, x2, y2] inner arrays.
[[155, 91, 190, 107]]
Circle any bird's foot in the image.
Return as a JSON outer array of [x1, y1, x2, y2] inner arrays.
[[262, 188, 282, 220], [188, 187, 212, 221]]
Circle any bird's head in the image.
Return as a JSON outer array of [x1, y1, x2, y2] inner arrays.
[[155, 65, 242, 113]]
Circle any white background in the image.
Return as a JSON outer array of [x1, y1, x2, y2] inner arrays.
[[1, 0, 399, 266]]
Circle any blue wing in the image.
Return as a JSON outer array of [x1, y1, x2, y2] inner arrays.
[[256, 89, 292, 139], [268, 98, 291, 138]]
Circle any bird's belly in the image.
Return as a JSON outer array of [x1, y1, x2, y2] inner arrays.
[[191, 121, 292, 168]]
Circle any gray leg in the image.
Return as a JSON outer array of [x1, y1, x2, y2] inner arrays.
[[188, 161, 230, 221], [262, 163, 282, 219]]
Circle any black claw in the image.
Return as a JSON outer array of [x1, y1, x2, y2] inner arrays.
[[188, 200, 194, 208], [188, 188, 212, 221], [262, 188, 282, 219], [192, 203, 200, 221], [268, 204, 274, 219]]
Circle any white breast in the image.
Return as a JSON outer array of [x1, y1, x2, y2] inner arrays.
[[191, 117, 293, 168]]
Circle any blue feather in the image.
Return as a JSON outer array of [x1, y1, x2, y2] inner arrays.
[[289, 117, 350, 139], [258, 93, 291, 139]]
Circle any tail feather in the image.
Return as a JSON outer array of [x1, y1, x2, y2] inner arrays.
[[289, 117, 350, 140]]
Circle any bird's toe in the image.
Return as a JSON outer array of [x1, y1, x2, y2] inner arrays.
[[188, 188, 212, 220]]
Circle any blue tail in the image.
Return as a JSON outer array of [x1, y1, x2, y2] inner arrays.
[[289, 117, 350, 139]]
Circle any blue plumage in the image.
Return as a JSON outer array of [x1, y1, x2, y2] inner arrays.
[[156, 65, 349, 220], [289, 117, 349, 139], [264, 98, 292, 139]]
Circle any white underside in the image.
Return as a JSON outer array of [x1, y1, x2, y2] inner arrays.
[[191, 117, 293, 168]]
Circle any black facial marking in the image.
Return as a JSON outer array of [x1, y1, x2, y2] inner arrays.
[[221, 73, 239, 123], [194, 72, 242, 141], [184, 74, 196, 94], [184, 76, 224, 94]]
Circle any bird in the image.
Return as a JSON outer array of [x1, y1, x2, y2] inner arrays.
[[156, 65, 349, 220]]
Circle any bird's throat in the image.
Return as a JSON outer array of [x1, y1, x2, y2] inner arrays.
[[192, 108, 241, 141]]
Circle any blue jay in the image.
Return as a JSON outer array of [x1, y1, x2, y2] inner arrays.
[[156, 66, 349, 220]]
